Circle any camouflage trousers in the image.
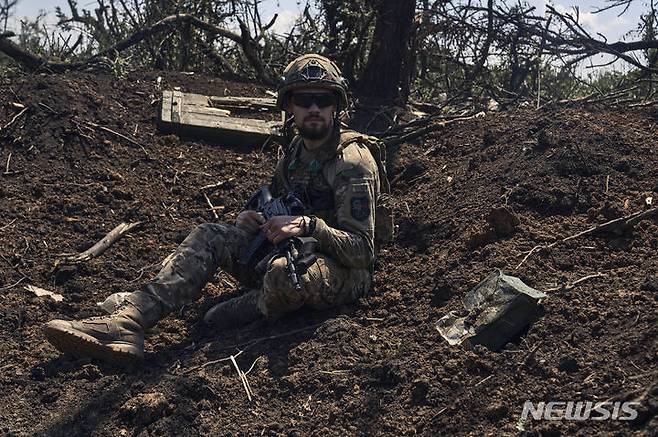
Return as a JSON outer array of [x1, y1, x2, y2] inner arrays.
[[134, 223, 371, 320]]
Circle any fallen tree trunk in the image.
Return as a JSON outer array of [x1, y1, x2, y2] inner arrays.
[[0, 35, 85, 72]]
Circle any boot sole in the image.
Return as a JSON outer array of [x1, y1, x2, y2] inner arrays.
[[43, 322, 143, 367]]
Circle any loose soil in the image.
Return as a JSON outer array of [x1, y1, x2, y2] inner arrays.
[[0, 70, 656, 436]]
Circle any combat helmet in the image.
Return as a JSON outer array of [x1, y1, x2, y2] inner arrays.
[[276, 54, 348, 110]]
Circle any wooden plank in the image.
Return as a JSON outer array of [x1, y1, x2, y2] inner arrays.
[[161, 90, 173, 123], [208, 96, 277, 111], [171, 90, 183, 123], [158, 90, 282, 146]]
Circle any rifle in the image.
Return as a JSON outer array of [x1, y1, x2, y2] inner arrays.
[[258, 236, 318, 291], [239, 187, 318, 289]]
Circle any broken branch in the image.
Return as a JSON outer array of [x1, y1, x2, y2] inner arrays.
[[59, 222, 142, 265], [78, 119, 149, 156], [516, 208, 658, 269], [0, 15, 275, 84], [384, 112, 485, 148]]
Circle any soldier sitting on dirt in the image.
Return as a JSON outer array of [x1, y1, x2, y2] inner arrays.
[[43, 54, 391, 365]]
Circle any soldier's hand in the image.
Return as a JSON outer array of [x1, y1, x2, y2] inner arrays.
[[236, 210, 266, 234], [261, 215, 307, 245]]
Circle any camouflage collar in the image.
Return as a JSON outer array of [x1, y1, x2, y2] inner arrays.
[[295, 127, 341, 163]]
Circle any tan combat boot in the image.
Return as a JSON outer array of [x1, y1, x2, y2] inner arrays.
[[203, 288, 264, 329], [43, 292, 162, 366]]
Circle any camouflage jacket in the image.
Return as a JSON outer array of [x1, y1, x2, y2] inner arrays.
[[271, 129, 381, 270]]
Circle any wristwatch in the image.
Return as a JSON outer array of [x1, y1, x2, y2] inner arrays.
[[306, 215, 317, 236]]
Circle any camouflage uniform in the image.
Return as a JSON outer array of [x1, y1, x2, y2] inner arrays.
[[43, 53, 385, 364], [139, 128, 379, 319]]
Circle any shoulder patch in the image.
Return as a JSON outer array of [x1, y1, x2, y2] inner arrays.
[[351, 196, 371, 221]]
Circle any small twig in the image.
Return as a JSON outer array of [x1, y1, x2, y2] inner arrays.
[[363, 317, 385, 322], [474, 375, 493, 386], [319, 370, 350, 375], [431, 407, 449, 420], [0, 253, 32, 282], [195, 323, 322, 355], [244, 356, 263, 376], [184, 350, 244, 373], [200, 178, 235, 192], [203, 193, 220, 220], [571, 272, 606, 287], [522, 341, 543, 367], [80, 119, 149, 156], [230, 354, 253, 401], [2, 152, 20, 175], [544, 272, 606, 292], [129, 268, 147, 283], [0, 218, 17, 230], [0, 276, 27, 291], [38, 102, 57, 114], [605, 175, 610, 194], [0, 106, 28, 132], [628, 99, 658, 108]]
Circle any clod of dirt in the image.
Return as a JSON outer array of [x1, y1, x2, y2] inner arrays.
[[30, 366, 47, 382], [119, 392, 169, 427], [601, 201, 624, 220], [613, 159, 633, 173], [431, 280, 454, 307], [391, 161, 426, 187], [410, 378, 430, 405], [481, 131, 497, 148], [375, 360, 406, 388], [557, 356, 579, 373], [641, 276, 658, 294], [40, 388, 59, 404], [77, 364, 103, 381], [466, 206, 519, 250], [487, 206, 519, 237], [484, 401, 509, 422], [53, 265, 79, 285], [536, 128, 558, 151], [465, 228, 495, 251]]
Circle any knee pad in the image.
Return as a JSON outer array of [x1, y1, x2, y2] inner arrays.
[[260, 256, 305, 317]]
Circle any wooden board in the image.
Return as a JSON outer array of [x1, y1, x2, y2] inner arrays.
[[159, 90, 282, 146]]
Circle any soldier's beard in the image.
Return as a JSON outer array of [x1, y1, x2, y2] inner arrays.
[[299, 118, 333, 141]]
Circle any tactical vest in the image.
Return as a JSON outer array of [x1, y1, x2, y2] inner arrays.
[[277, 130, 395, 246]]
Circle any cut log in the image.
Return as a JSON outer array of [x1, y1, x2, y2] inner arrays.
[[159, 90, 282, 146]]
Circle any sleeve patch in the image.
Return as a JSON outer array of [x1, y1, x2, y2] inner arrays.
[[350, 196, 371, 221], [351, 182, 370, 193]]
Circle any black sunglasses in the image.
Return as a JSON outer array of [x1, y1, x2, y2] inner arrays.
[[290, 93, 337, 109]]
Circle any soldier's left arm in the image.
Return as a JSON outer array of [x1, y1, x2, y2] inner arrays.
[[309, 143, 379, 269]]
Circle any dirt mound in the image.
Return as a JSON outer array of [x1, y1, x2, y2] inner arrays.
[[0, 71, 656, 436]]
